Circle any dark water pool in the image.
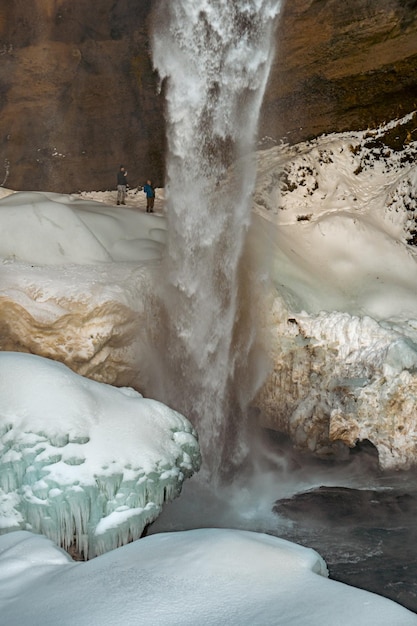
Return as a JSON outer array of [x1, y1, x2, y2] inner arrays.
[[274, 484, 417, 612]]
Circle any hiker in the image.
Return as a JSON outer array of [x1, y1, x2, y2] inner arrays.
[[143, 180, 155, 212], [117, 165, 128, 205]]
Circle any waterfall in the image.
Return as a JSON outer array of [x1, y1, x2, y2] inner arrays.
[[149, 0, 281, 481]]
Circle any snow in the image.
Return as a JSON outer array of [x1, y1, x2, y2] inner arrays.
[[0, 351, 200, 558], [254, 118, 417, 320], [1, 116, 417, 620], [0, 187, 166, 387], [1, 529, 416, 626], [0, 189, 166, 264]]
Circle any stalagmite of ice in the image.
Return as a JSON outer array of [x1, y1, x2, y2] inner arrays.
[[0, 352, 200, 558]]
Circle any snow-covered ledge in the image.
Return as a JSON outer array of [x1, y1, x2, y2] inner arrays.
[[0, 190, 166, 388]]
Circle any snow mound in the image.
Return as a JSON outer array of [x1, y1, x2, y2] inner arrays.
[[0, 352, 200, 558], [1, 529, 416, 626], [0, 191, 166, 264], [251, 117, 417, 468]]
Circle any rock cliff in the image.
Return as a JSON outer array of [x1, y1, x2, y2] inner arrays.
[[262, 0, 417, 144], [0, 0, 164, 193], [0, 0, 416, 192]]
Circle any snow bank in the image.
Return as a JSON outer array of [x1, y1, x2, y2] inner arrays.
[[0, 190, 166, 264], [1, 529, 416, 626], [0, 190, 167, 386], [254, 116, 417, 319]]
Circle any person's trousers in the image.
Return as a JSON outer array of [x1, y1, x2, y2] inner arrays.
[[117, 185, 126, 203], [146, 196, 154, 211]]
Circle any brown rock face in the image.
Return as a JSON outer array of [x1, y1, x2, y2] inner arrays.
[[0, 0, 164, 193], [261, 0, 417, 143], [0, 0, 416, 191]]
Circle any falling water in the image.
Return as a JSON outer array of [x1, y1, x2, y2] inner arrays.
[[149, 0, 281, 480]]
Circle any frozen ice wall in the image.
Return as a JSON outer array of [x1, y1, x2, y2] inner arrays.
[[150, 0, 281, 479]]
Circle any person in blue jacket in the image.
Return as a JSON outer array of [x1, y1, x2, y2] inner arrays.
[[143, 180, 155, 212]]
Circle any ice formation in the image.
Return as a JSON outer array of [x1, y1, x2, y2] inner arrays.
[[0, 352, 200, 558], [257, 306, 417, 468], [253, 114, 417, 468]]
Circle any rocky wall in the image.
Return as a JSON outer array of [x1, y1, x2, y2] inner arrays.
[[0, 0, 417, 192]]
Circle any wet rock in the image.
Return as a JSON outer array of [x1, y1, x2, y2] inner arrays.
[[274, 485, 417, 526]]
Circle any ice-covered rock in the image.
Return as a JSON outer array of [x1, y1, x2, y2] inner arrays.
[[0, 191, 166, 387], [256, 303, 417, 469], [0, 352, 200, 558], [253, 120, 417, 469]]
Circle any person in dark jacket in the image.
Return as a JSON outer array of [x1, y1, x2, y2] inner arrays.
[[117, 165, 128, 205], [143, 180, 155, 212]]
